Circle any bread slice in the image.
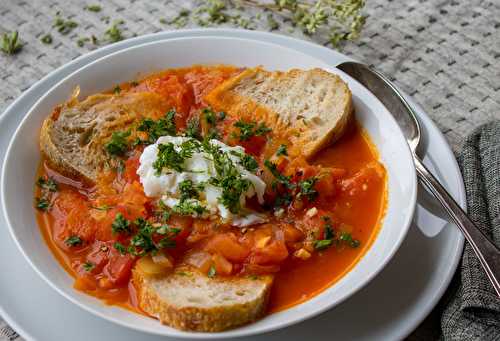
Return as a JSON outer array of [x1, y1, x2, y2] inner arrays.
[[40, 89, 171, 182], [133, 266, 273, 332], [205, 67, 353, 158]]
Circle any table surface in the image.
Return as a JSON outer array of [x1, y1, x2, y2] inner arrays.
[[1, 0, 499, 340]]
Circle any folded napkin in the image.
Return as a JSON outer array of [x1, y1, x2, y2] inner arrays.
[[439, 121, 500, 339]]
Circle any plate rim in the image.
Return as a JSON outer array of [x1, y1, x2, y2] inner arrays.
[[0, 28, 465, 341], [1, 33, 417, 339]]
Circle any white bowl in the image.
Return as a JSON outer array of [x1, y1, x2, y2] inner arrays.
[[1, 36, 416, 339]]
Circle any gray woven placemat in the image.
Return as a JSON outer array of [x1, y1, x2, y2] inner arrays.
[[1, 0, 499, 340]]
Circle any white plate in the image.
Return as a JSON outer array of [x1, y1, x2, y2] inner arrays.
[[0, 29, 464, 341], [1, 35, 416, 338]]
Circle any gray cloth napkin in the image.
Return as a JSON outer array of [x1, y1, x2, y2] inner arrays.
[[439, 121, 500, 340]]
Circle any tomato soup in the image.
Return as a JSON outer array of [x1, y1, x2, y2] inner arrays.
[[34, 65, 386, 315]]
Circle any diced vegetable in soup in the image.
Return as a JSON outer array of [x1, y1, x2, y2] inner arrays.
[[35, 65, 386, 317]]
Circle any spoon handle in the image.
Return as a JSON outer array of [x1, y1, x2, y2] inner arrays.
[[414, 156, 500, 297]]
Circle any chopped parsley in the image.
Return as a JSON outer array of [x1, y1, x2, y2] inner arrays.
[[105, 130, 130, 156], [113, 242, 127, 255], [127, 218, 178, 257], [233, 120, 271, 141], [314, 217, 360, 251], [173, 199, 207, 216], [264, 160, 295, 190], [207, 265, 216, 278], [276, 144, 288, 156], [178, 179, 200, 201], [65, 235, 82, 247], [202, 107, 225, 125], [185, 118, 201, 139], [314, 239, 333, 250], [201, 107, 224, 139], [203, 107, 217, 125], [206, 142, 252, 214], [111, 213, 131, 234], [113, 85, 121, 94], [37, 176, 58, 192], [298, 177, 319, 202], [323, 216, 335, 240], [136, 109, 176, 144], [36, 197, 50, 211], [239, 154, 259, 173], [154, 200, 171, 223], [339, 231, 360, 247], [153, 141, 196, 174], [83, 261, 95, 271]]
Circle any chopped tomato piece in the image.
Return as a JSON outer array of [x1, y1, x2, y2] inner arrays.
[[205, 233, 250, 263], [251, 239, 288, 265], [282, 224, 304, 244], [241, 135, 267, 157], [340, 161, 385, 196], [244, 263, 280, 275], [51, 190, 96, 247], [85, 241, 111, 273], [103, 250, 135, 285], [212, 253, 233, 276], [123, 155, 141, 183]]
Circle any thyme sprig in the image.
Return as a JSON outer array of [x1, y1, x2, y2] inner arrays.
[[1, 31, 23, 55]]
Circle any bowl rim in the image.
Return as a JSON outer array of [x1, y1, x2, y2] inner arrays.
[[1, 35, 417, 339]]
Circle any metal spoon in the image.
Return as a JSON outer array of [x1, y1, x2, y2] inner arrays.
[[337, 61, 500, 297]]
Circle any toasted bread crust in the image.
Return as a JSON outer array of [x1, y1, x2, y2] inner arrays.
[[40, 91, 172, 182], [206, 67, 353, 159], [133, 268, 273, 332]]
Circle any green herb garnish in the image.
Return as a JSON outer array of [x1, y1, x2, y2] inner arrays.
[[126, 218, 178, 257], [298, 177, 319, 202], [178, 179, 200, 201], [205, 142, 252, 214], [264, 160, 295, 190], [105, 130, 130, 156], [185, 118, 201, 139], [37, 176, 58, 192], [113, 85, 121, 94], [136, 109, 176, 144], [113, 242, 128, 255], [239, 154, 259, 173], [233, 120, 271, 141], [111, 213, 131, 234], [207, 265, 216, 278], [276, 144, 288, 156], [83, 261, 95, 271], [36, 197, 51, 211], [172, 199, 207, 216], [153, 143, 189, 174], [314, 239, 333, 250], [65, 235, 83, 247]]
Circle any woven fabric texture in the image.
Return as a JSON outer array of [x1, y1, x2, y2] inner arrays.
[[439, 122, 500, 340], [1, 0, 499, 340]]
